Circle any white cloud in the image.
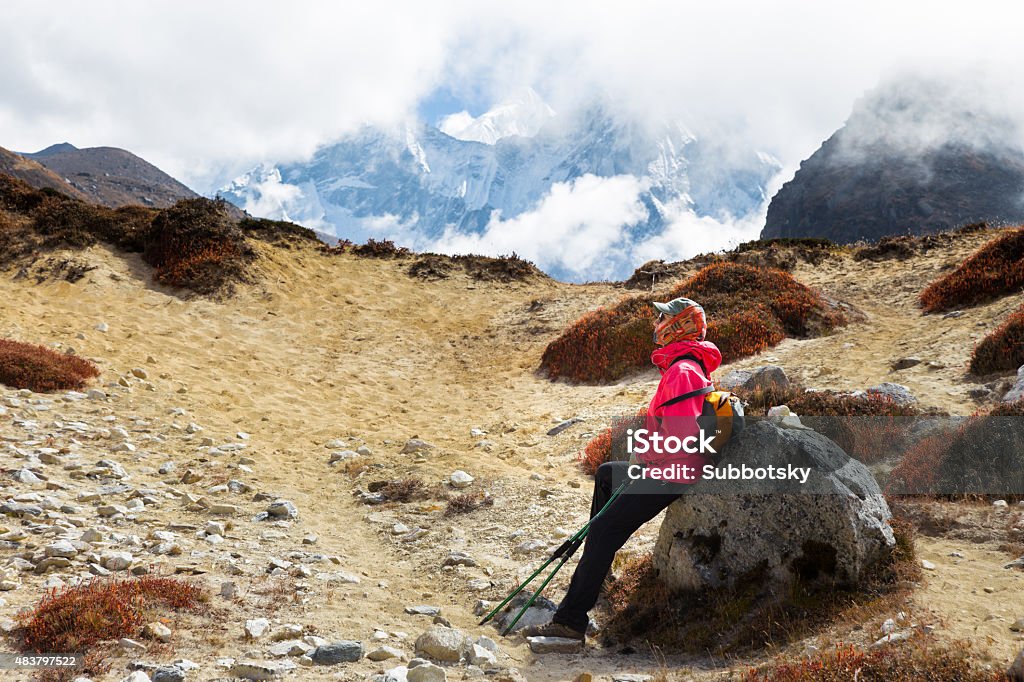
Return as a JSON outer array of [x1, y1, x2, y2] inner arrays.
[[4, 0, 1024, 195], [426, 174, 649, 280]]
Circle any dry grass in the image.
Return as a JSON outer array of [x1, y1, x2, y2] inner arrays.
[[443, 491, 495, 516], [0, 339, 100, 392], [744, 638, 1004, 681], [541, 262, 846, 384], [887, 401, 1024, 500], [919, 227, 1024, 313], [970, 303, 1024, 375], [379, 477, 428, 503], [15, 576, 204, 654]]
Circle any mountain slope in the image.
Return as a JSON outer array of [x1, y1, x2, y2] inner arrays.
[[23, 143, 199, 208], [0, 146, 90, 200], [221, 103, 780, 280], [763, 76, 1024, 242]]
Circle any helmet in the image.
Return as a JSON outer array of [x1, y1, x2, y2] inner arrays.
[[652, 297, 706, 346]]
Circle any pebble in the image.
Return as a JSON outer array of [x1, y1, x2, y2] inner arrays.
[[414, 625, 471, 663], [405, 605, 441, 617], [921, 559, 936, 570], [449, 470, 474, 488], [401, 439, 435, 454]]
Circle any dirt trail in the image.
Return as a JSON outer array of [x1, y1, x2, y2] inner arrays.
[[0, 232, 1022, 680]]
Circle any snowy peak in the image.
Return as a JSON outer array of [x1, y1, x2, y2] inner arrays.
[[439, 87, 555, 145]]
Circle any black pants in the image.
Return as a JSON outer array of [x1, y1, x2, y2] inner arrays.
[[553, 461, 684, 632]]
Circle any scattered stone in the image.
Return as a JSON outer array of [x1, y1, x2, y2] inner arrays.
[[526, 636, 583, 654], [268, 640, 312, 658], [310, 640, 364, 665], [101, 551, 133, 571], [995, 499, 1010, 509], [266, 500, 298, 519], [407, 662, 446, 682], [401, 439, 435, 454], [119, 637, 147, 652], [120, 672, 150, 682], [871, 629, 914, 647], [45, 539, 78, 558], [921, 560, 937, 571], [95, 322, 109, 333], [1011, 618, 1024, 633], [891, 357, 922, 371], [1005, 557, 1024, 570], [245, 618, 272, 640], [612, 676, 653, 682], [131, 367, 148, 379], [368, 646, 406, 662], [449, 470, 474, 488], [546, 418, 583, 436], [229, 659, 296, 680], [866, 382, 917, 404], [405, 605, 441, 616], [330, 450, 360, 463], [143, 621, 172, 643], [880, 618, 897, 634], [442, 552, 477, 568], [414, 625, 471, 663]]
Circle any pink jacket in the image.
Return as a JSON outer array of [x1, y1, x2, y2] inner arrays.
[[640, 340, 723, 483]]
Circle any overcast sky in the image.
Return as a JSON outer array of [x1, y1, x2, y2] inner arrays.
[[4, 0, 1023, 194]]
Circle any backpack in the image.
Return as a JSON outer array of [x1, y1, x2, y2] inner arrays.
[[656, 353, 745, 461]]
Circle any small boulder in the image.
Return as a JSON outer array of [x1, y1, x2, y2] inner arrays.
[[310, 640, 364, 665], [866, 382, 917, 404], [527, 636, 583, 654], [414, 625, 471, 663], [407, 662, 446, 682]]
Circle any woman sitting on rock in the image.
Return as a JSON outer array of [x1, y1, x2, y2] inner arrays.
[[522, 297, 721, 642]]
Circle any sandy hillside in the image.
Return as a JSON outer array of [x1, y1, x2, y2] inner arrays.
[[0, 232, 1022, 681]]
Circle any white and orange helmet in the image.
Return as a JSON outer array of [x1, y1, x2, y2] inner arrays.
[[652, 297, 707, 346]]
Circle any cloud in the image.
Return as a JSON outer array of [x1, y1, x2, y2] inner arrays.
[[4, 0, 1024, 196], [424, 174, 650, 280]]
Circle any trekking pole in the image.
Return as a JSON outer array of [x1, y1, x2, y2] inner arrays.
[[480, 479, 631, 630]]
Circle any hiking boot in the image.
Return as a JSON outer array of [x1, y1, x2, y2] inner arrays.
[[520, 620, 586, 642]]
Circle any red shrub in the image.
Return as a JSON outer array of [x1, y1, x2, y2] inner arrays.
[[885, 433, 949, 494], [745, 640, 998, 681], [18, 576, 204, 653], [0, 339, 100, 392], [578, 409, 648, 475], [970, 303, 1024, 375], [542, 263, 845, 384], [920, 227, 1024, 313]]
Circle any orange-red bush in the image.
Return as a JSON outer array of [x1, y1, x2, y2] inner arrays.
[[0, 339, 99, 392], [887, 406, 1024, 499], [18, 576, 204, 653], [919, 227, 1024, 313], [745, 640, 998, 681], [542, 262, 845, 384], [578, 409, 647, 475], [970, 303, 1024, 375]]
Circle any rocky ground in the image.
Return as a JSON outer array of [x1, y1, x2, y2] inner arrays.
[[0, 233, 1023, 681]]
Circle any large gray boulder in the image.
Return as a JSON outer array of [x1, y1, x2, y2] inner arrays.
[[653, 419, 895, 595], [1002, 365, 1024, 403]]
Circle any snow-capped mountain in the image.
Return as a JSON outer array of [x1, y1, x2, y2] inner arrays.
[[220, 93, 780, 281], [439, 87, 556, 144]]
